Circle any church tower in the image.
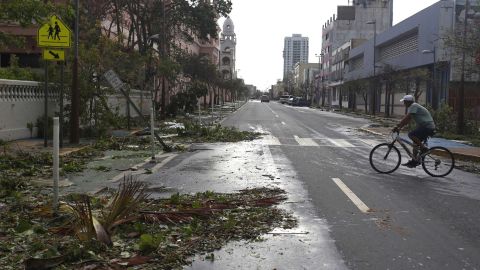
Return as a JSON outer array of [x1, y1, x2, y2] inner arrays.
[[220, 17, 236, 80]]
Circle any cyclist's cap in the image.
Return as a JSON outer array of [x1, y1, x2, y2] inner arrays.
[[400, 95, 414, 102]]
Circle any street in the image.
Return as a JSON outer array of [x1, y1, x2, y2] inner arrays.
[[144, 100, 480, 269]]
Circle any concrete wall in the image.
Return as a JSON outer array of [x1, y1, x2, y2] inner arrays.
[[0, 79, 59, 141], [0, 79, 153, 141]]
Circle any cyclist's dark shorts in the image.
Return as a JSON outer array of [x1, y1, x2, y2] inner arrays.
[[409, 126, 435, 141]]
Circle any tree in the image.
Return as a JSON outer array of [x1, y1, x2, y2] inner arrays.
[[0, 0, 63, 49], [99, 0, 232, 119]]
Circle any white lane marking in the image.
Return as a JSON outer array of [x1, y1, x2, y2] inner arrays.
[[332, 178, 370, 213], [151, 154, 177, 173], [281, 121, 286, 125], [359, 139, 378, 147], [266, 104, 277, 116], [327, 139, 355, 148], [294, 135, 320, 146], [109, 153, 176, 182], [262, 135, 281, 145]]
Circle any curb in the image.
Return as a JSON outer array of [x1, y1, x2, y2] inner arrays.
[[358, 127, 385, 137]]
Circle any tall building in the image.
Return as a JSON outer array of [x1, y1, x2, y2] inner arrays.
[[319, 0, 393, 108], [283, 34, 309, 80], [220, 17, 236, 80]]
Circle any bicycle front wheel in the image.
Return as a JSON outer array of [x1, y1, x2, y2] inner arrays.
[[369, 143, 401, 174], [421, 146, 455, 177]]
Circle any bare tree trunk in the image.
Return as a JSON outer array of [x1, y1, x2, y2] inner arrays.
[[363, 92, 368, 113]]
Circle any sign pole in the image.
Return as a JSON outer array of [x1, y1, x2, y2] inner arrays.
[[60, 63, 64, 148], [44, 61, 49, 147], [53, 117, 59, 211]]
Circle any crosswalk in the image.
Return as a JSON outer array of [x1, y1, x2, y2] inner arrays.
[[255, 134, 379, 148]]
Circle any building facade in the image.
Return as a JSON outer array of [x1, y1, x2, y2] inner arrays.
[[344, 0, 480, 118], [319, 0, 393, 107], [220, 17, 236, 80], [283, 34, 309, 80]]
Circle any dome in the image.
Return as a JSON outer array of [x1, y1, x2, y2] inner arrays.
[[222, 17, 235, 35]]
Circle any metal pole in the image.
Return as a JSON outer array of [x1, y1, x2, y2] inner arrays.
[[44, 61, 49, 147], [458, 0, 469, 134], [70, 0, 80, 144], [59, 63, 64, 148], [150, 107, 156, 161], [127, 88, 131, 130], [53, 117, 59, 211], [432, 47, 436, 109], [372, 21, 377, 115]]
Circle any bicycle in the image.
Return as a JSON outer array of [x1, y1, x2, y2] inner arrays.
[[369, 131, 455, 177]]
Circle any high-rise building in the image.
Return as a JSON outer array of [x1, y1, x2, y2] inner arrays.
[[220, 17, 236, 80], [283, 34, 309, 80]]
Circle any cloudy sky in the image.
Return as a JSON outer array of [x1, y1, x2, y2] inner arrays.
[[218, 0, 439, 91]]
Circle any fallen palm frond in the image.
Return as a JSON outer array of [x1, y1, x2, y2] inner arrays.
[[62, 196, 112, 246], [102, 176, 149, 233]]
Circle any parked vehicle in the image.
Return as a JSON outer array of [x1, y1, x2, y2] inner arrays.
[[286, 96, 295, 105], [279, 95, 292, 104], [260, 95, 270, 102], [292, 97, 309, 107]]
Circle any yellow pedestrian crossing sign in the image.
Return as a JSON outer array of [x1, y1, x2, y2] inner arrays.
[[37, 15, 72, 48], [43, 49, 65, 61]]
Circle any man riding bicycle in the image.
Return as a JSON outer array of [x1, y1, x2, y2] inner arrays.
[[392, 94, 436, 168]]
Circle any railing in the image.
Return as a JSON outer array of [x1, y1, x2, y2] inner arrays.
[[0, 79, 60, 102]]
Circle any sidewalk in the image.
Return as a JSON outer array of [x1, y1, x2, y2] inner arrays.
[[359, 125, 480, 162]]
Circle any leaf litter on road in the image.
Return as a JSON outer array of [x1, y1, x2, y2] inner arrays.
[[0, 177, 296, 269]]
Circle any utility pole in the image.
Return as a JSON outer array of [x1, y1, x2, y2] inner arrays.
[[367, 20, 377, 115], [70, 0, 80, 144], [457, 0, 469, 134]]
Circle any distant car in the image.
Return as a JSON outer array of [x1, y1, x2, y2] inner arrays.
[[292, 97, 309, 107], [260, 95, 270, 102], [286, 97, 294, 105], [279, 95, 293, 104]]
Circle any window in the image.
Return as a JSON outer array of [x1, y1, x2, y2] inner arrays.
[[379, 32, 418, 61]]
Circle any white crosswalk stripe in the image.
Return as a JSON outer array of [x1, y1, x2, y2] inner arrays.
[[294, 135, 320, 146], [326, 138, 356, 148], [254, 133, 374, 148], [358, 139, 379, 147]]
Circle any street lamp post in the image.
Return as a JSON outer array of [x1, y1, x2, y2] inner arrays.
[[458, 0, 470, 134], [315, 53, 323, 106], [367, 20, 377, 115], [422, 47, 437, 109]]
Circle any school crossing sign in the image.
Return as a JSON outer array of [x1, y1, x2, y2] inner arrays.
[[37, 15, 72, 48]]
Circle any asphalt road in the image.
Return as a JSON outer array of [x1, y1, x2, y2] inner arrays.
[[219, 100, 480, 270]]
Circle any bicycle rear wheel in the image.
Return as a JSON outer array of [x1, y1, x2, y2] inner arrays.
[[369, 143, 401, 174], [421, 146, 455, 177]]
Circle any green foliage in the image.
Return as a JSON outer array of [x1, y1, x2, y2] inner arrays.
[[35, 116, 53, 139], [0, 55, 36, 80], [429, 104, 457, 134], [0, 1, 70, 49], [138, 233, 164, 254], [177, 122, 262, 142], [169, 193, 181, 205], [62, 160, 84, 173]]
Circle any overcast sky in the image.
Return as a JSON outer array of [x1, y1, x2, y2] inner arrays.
[[218, 0, 439, 91]]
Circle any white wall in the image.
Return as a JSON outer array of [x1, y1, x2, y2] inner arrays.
[[0, 79, 59, 141], [0, 79, 151, 141]]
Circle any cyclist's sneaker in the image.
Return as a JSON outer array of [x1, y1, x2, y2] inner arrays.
[[402, 160, 421, 168]]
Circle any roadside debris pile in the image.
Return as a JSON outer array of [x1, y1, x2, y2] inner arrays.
[[0, 136, 153, 184], [0, 177, 296, 269], [175, 121, 262, 143]]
